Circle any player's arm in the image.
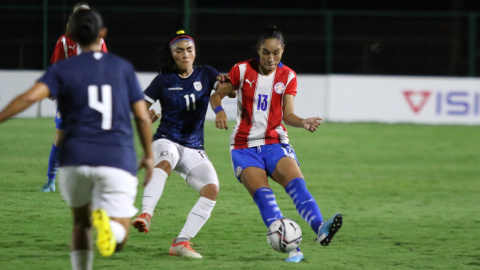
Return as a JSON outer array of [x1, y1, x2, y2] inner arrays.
[[132, 100, 154, 186], [145, 100, 160, 123], [210, 81, 235, 130], [0, 82, 50, 123], [215, 74, 237, 98], [282, 94, 322, 133]]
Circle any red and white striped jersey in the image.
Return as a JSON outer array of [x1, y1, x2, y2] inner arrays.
[[228, 59, 297, 149], [50, 34, 107, 64]]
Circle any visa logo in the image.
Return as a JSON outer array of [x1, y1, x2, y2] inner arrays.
[[403, 90, 480, 116]]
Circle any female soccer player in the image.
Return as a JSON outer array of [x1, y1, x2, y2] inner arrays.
[[132, 30, 233, 258], [210, 26, 343, 262], [42, 2, 108, 192], [0, 10, 153, 270]]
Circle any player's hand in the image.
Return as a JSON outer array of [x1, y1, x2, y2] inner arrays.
[[215, 110, 228, 130], [148, 109, 160, 123], [216, 74, 230, 86], [138, 156, 154, 186], [301, 117, 322, 133]]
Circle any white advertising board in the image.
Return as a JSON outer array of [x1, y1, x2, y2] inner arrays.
[[0, 71, 43, 118], [327, 75, 480, 125]]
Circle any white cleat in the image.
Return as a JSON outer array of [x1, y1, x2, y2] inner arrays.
[[169, 239, 202, 258], [285, 249, 304, 262]]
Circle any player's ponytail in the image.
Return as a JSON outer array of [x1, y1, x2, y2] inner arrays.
[[156, 30, 194, 74], [69, 9, 103, 46], [257, 25, 285, 48]]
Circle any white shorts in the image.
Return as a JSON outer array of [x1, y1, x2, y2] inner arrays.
[[152, 139, 219, 191], [58, 166, 138, 218]]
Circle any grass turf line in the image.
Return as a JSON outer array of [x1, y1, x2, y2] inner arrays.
[[0, 119, 479, 269]]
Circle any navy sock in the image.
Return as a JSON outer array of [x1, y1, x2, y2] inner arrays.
[[47, 143, 59, 182], [285, 178, 323, 234], [253, 187, 284, 227]]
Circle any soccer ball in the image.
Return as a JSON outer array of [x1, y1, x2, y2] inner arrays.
[[266, 218, 302, 253]]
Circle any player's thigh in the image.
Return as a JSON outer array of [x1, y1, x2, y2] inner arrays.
[[91, 167, 139, 218], [231, 148, 270, 196], [230, 147, 266, 182], [267, 144, 303, 187], [240, 167, 270, 197], [176, 148, 218, 191], [185, 161, 219, 192], [58, 166, 94, 208], [152, 139, 180, 169]]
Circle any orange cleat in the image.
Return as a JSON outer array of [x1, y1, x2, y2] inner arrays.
[[169, 239, 202, 258], [132, 213, 151, 233]]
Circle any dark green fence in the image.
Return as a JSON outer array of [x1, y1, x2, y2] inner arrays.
[[1, 1, 478, 76]]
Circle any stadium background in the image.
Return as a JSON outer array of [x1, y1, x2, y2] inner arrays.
[[2, 0, 480, 76], [1, 1, 480, 269]]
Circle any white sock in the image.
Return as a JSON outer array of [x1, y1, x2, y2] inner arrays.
[[109, 220, 126, 244], [177, 196, 216, 239], [141, 168, 168, 216], [70, 250, 93, 270]]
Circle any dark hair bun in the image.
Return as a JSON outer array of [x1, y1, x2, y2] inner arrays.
[[70, 9, 103, 46], [257, 25, 284, 47]]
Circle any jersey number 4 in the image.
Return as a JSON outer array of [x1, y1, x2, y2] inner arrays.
[[88, 85, 112, 130]]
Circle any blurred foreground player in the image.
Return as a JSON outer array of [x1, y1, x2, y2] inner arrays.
[[210, 25, 342, 262], [42, 1, 108, 192], [0, 10, 153, 270]]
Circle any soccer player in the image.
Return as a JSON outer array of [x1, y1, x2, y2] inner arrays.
[[132, 30, 233, 258], [0, 10, 153, 270], [210, 25, 343, 262], [42, 2, 108, 192]]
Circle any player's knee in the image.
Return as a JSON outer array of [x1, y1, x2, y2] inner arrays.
[[200, 183, 219, 200]]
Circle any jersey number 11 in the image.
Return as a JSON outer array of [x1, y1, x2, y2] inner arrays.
[[184, 94, 196, 111]]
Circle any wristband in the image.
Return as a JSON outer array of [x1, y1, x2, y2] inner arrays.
[[214, 105, 224, 114]]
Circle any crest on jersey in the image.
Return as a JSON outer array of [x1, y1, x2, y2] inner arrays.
[[193, 81, 202, 91], [235, 166, 243, 178], [274, 82, 286, 94]]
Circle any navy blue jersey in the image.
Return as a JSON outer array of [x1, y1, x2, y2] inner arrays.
[[39, 52, 144, 175], [144, 66, 219, 149]]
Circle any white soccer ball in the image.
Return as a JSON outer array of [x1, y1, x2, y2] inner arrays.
[[266, 218, 302, 253]]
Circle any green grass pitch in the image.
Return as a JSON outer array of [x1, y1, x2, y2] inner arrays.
[[0, 119, 479, 269]]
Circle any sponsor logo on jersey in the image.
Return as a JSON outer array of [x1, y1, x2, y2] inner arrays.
[[159, 150, 172, 158], [274, 82, 286, 94], [245, 79, 254, 87], [235, 166, 243, 178], [194, 81, 202, 91], [168, 87, 183, 91]]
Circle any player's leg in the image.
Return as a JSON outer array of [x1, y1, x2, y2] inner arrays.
[[71, 203, 93, 270], [169, 150, 219, 258], [133, 139, 179, 233], [58, 166, 94, 270], [41, 125, 63, 192], [269, 144, 342, 247], [231, 147, 284, 226], [91, 166, 139, 257]]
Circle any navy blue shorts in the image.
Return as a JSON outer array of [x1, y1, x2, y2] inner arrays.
[[230, 143, 299, 182], [54, 108, 62, 129]]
